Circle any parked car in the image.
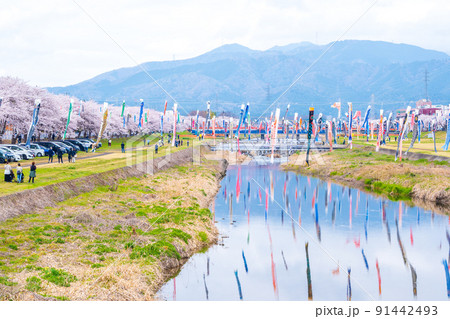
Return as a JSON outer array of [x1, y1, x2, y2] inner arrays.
[[36, 141, 67, 154], [67, 140, 88, 152], [0, 147, 21, 162], [79, 138, 101, 148], [37, 144, 51, 156], [19, 143, 46, 157], [58, 140, 80, 152], [53, 141, 72, 153], [1, 145, 34, 160], [77, 139, 94, 148]]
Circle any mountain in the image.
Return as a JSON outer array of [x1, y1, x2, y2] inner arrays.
[[48, 40, 450, 116]]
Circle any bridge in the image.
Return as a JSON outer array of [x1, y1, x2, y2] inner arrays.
[[210, 137, 347, 157]]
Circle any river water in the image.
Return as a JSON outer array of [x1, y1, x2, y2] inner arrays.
[[159, 165, 450, 301]]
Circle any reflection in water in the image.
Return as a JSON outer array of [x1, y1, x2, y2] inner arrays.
[[235, 270, 243, 300], [242, 250, 248, 273], [159, 165, 450, 301], [305, 242, 313, 300], [376, 259, 382, 295], [203, 274, 209, 300], [347, 268, 352, 301], [444, 260, 450, 297], [410, 263, 418, 297]]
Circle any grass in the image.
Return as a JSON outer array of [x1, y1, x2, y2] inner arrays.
[[198, 231, 208, 243], [285, 145, 449, 206], [0, 158, 221, 300], [370, 181, 412, 200], [40, 268, 77, 287], [0, 131, 205, 196], [352, 130, 450, 158], [129, 240, 180, 260], [0, 276, 17, 286], [25, 276, 42, 292]]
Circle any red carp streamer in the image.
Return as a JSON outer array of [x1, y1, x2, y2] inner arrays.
[[312, 189, 316, 209], [353, 236, 361, 248], [267, 225, 278, 299], [410, 227, 414, 245], [295, 188, 298, 201], [332, 264, 340, 275], [265, 188, 269, 216], [236, 167, 241, 203], [328, 182, 332, 203], [376, 259, 381, 295], [259, 188, 262, 203]]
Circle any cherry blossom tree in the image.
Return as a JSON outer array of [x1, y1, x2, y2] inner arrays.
[[0, 76, 192, 141]]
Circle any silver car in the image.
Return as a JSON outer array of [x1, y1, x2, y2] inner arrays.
[[2, 145, 34, 160], [0, 146, 21, 162]]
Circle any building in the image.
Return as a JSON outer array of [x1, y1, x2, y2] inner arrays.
[[416, 99, 432, 109]]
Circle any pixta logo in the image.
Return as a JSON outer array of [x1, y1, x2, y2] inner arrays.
[[125, 135, 164, 175]]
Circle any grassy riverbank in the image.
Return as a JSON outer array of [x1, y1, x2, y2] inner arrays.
[[282, 146, 450, 213], [0, 132, 201, 196], [0, 158, 226, 300]]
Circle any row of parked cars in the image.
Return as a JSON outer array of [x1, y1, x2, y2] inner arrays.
[[0, 138, 102, 163]]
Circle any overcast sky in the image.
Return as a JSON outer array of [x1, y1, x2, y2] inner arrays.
[[1, 0, 449, 87]]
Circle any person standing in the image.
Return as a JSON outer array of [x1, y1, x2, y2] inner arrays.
[[4, 161, 12, 182], [121, 141, 125, 153], [48, 148, 54, 163], [72, 149, 77, 163], [29, 162, 36, 183], [57, 149, 63, 163], [68, 150, 72, 162], [16, 163, 23, 183]]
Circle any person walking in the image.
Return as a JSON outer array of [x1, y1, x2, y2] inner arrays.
[[108, 139, 112, 147], [57, 149, 63, 163], [16, 163, 23, 183], [71, 149, 77, 163], [48, 148, 54, 163], [29, 162, 37, 183], [4, 161, 12, 182], [121, 141, 125, 153]]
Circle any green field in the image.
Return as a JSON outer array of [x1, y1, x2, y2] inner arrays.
[[0, 132, 203, 196]]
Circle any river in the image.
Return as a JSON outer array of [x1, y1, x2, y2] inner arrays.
[[158, 164, 450, 301]]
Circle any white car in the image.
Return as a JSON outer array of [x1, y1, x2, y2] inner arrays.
[[0, 147, 21, 162], [2, 145, 34, 160], [19, 143, 46, 157], [77, 139, 94, 148]]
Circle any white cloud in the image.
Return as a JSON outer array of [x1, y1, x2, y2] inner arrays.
[[0, 0, 449, 87]]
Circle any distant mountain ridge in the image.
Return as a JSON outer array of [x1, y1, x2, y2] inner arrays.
[[48, 40, 450, 116]]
